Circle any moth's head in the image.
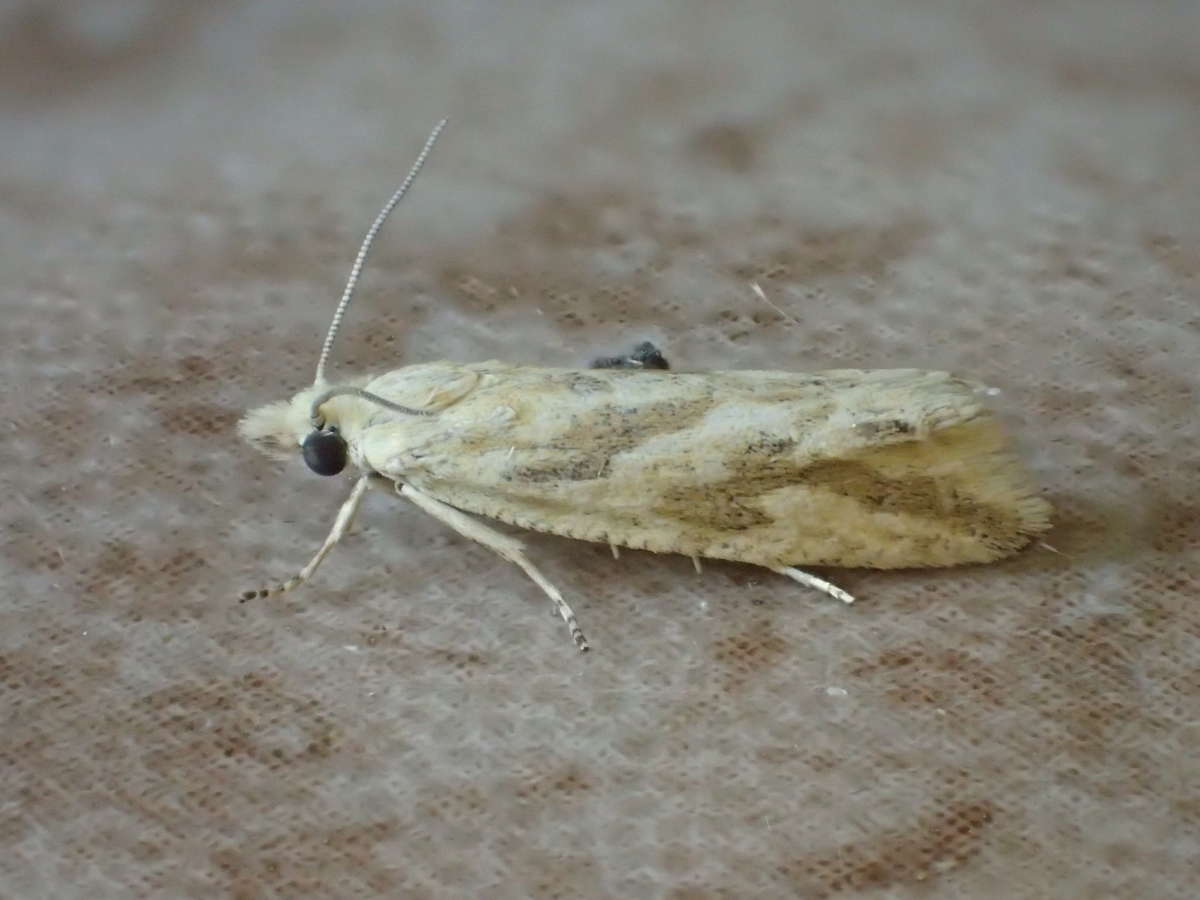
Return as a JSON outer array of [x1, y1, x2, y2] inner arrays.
[[237, 120, 448, 477], [238, 385, 331, 463]]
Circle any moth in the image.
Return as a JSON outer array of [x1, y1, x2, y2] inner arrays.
[[238, 120, 1052, 651]]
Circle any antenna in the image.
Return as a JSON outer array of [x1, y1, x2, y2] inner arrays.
[[313, 118, 448, 384]]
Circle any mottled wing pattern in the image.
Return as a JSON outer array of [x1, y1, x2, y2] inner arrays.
[[358, 363, 1050, 568]]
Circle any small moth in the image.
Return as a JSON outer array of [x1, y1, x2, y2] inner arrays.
[[238, 120, 1052, 651]]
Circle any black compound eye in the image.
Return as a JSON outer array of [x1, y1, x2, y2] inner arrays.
[[302, 429, 348, 476]]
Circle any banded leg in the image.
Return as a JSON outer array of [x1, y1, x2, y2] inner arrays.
[[772, 566, 856, 605], [400, 484, 589, 651], [241, 475, 371, 600]]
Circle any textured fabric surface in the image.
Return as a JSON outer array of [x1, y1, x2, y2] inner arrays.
[[2, 1, 1197, 897]]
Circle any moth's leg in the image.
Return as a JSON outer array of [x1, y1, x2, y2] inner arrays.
[[241, 475, 372, 600], [590, 341, 670, 371], [399, 484, 589, 651], [771, 566, 856, 605], [691, 556, 703, 574]]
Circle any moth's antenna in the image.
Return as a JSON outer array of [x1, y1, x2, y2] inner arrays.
[[313, 118, 448, 385]]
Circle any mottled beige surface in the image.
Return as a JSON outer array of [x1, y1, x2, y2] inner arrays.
[[2, 1, 1197, 898]]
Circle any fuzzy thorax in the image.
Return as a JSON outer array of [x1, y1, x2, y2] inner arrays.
[[238, 378, 373, 461]]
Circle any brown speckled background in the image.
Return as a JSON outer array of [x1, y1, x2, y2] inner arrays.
[[2, 1, 1198, 897]]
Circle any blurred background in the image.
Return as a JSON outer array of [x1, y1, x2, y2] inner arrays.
[[2, 1, 1197, 897]]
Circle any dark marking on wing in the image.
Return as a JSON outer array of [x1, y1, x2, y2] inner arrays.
[[854, 418, 915, 440], [651, 439, 802, 530], [790, 458, 1018, 544], [745, 434, 797, 456], [506, 392, 712, 484], [654, 427, 1018, 540]]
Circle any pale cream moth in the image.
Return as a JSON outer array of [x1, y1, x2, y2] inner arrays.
[[238, 121, 1052, 651]]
